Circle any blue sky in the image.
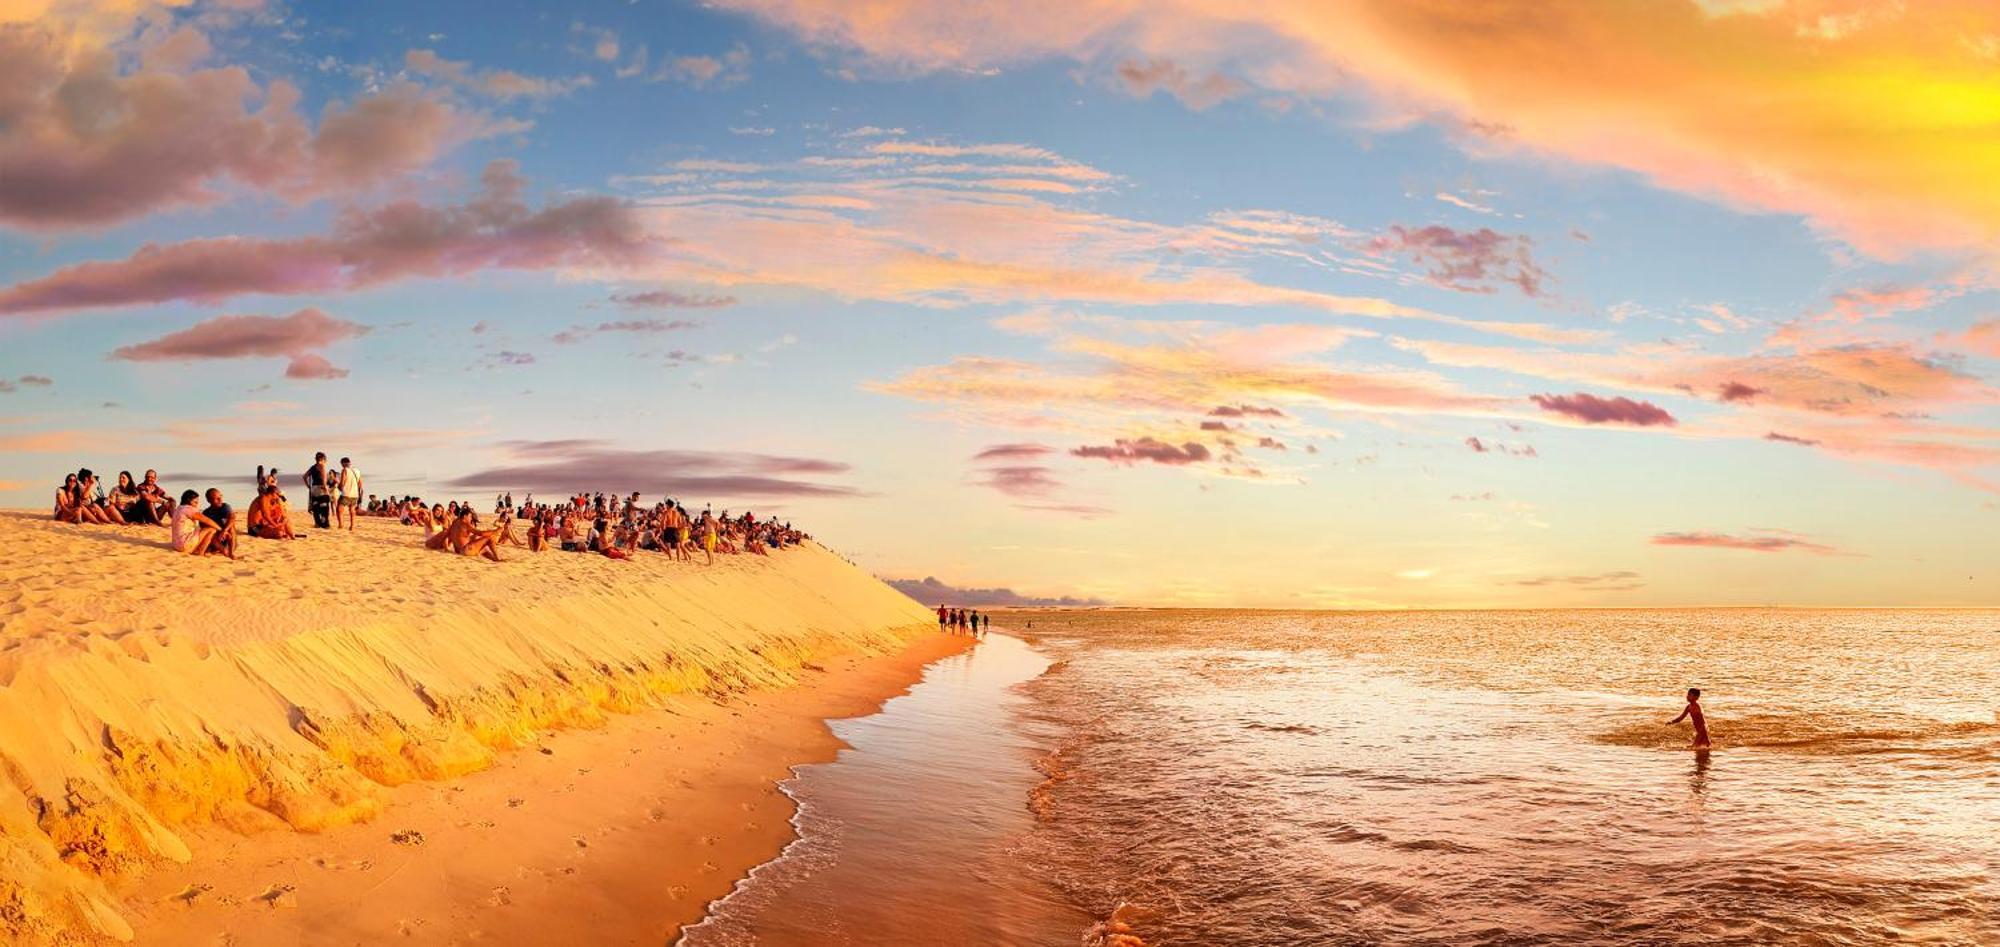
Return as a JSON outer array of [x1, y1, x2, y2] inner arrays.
[[3, 0, 1997, 606]]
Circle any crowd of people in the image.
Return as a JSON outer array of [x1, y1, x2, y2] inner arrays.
[[48, 456, 813, 568], [404, 491, 811, 564], [938, 606, 989, 636]]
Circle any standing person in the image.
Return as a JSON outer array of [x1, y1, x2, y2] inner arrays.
[[981, 612, 991, 635], [1667, 688, 1712, 749], [699, 510, 717, 566], [937, 605, 948, 634], [304, 452, 332, 529], [335, 457, 363, 532], [968, 609, 980, 636]]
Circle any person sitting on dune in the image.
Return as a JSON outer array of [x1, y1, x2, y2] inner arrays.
[[169, 489, 231, 558], [430, 510, 502, 562], [202, 487, 241, 559], [109, 471, 153, 525], [139, 469, 173, 524], [247, 484, 296, 540], [53, 473, 82, 523]]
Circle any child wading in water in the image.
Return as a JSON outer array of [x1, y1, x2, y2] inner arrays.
[[1667, 687, 1711, 749]]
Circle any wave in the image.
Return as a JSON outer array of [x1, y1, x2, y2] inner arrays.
[[1594, 710, 2000, 755]]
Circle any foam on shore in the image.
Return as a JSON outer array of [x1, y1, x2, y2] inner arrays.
[[0, 510, 933, 943]]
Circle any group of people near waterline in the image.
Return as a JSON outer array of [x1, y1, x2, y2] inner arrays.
[[938, 606, 989, 636], [47, 455, 809, 567]]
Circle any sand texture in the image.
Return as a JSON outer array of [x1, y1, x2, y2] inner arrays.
[[0, 510, 939, 944]]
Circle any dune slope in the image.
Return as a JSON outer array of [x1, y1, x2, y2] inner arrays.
[[0, 511, 933, 943]]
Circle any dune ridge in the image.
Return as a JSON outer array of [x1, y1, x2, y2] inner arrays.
[[0, 511, 934, 943]]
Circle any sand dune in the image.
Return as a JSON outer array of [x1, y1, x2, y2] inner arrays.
[[0, 510, 939, 944]]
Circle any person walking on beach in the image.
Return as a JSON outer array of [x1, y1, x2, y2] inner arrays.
[[937, 605, 949, 634], [1667, 688, 1712, 749], [335, 457, 363, 532], [304, 452, 332, 529]]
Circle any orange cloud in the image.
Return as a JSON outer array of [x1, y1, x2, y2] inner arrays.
[[722, 0, 2000, 256]]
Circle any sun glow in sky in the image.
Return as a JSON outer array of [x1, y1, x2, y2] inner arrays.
[[2, 0, 1997, 607]]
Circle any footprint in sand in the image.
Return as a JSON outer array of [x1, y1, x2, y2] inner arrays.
[[666, 885, 689, 901], [254, 883, 297, 909], [572, 837, 589, 850], [390, 829, 425, 846], [646, 808, 666, 823], [485, 886, 512, 907], [170, 883, 212, 905], [397, 918, 427, 937]]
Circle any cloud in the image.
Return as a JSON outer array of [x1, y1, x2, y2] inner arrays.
[[1208, 404, 1286, 418], [976, 464, 1064, 499], [112, 306, 365, 361], [0, 159, 652, 316], [0, 22, 495, 232], [608, 289, 737, 309], [446, 439, 862, 500], [404, 48, 592, 100], [1434, 191, 1498, 216], [883, 575, 1106, 607], [0, 373, 54, 393], [974, 442, 1055, 461], [110, 307, 368, 380], [1512, 570, 1644, 590], [1464, 435, 1536, 457], [623, 136, 1598, 344], [1071, 437, 1211, 466], [1650, 530, 1841, 555], [1763, 431, 1820, 446], [1529, 392, 1677, 427], [1115, 58, 1245, 108], [656, 44, 751, 87], [1717, 381, 1764, 402], [1366, 225, 1551, 297], [283, 353, 348, 380], [552, 317, 702, 344], [716, 0, 2000, 256]]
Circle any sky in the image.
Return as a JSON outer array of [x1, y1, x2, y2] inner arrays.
[[2, 0, 1997, 608]]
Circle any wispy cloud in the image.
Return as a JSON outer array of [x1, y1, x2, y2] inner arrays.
[[447, 439, 862, 499], [1650, 530, 1842, 555]]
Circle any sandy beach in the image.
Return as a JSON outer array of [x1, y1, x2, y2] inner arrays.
[[0, 509, 952, 944]]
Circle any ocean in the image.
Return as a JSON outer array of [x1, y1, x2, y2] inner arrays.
[[684, 609, 2000, 945]]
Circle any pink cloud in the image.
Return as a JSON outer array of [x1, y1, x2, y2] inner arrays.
[[1071, 437, 1211, 466], [974, 443, 1055, 461], [0, 24, 490, 232], [283, 353, 349, 380], [1650, 530, 1841, 555], [608, 289, 737, 309], [977, 465, 1064, 499], [1764, 431, 1820, 446], [1208, 404, 1286, 418], [552, 317, 701, 344], [1365, 225, 1551, 298], [1465, 436, 1537, 457], [0, 160, 651, 316], [112, 307, 367, 361], [1717, 381, 1764, 402], [1529, 392, 1677, 427], [1115, 58, 1245, 109]]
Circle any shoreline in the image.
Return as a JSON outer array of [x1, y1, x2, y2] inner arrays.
[[122, 632, 973, 946], [0, 509, 952, 944]]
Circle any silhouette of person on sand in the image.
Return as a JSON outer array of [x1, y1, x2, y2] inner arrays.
[[1667, 687, 1712, 749]]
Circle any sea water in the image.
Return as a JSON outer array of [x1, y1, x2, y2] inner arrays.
[[685, 610, 2000, 945]]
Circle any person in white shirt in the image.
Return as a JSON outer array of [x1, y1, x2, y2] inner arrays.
[[335, 456, 363, 532]]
